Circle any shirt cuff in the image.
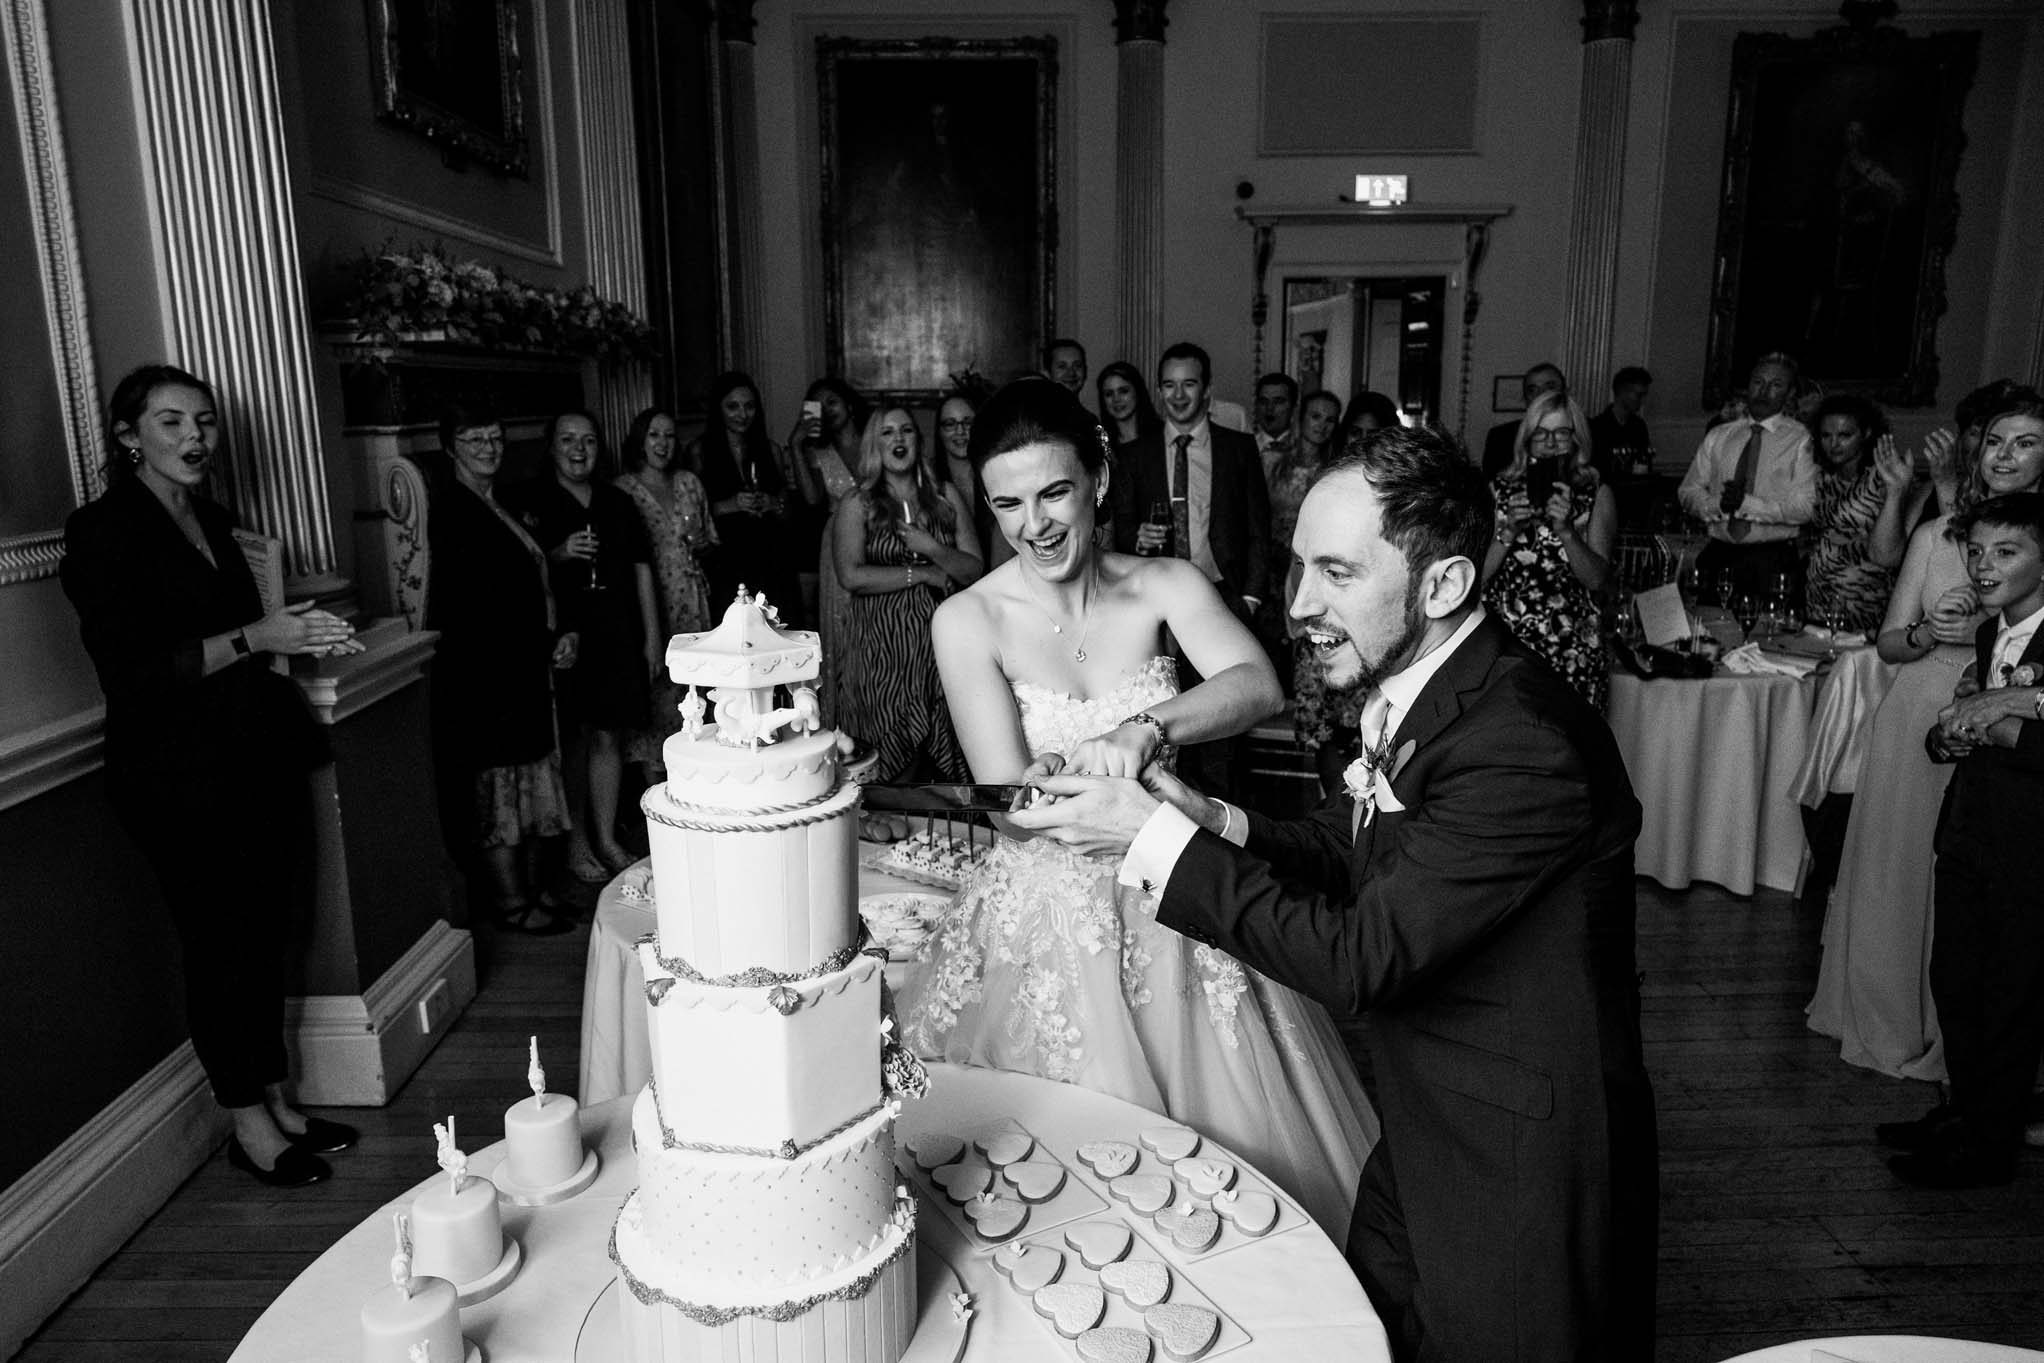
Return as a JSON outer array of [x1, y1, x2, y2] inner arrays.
[[1117, 801, 1204, 900]]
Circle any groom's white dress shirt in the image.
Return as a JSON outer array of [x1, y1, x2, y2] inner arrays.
[[1119, 608, 1489, 892]]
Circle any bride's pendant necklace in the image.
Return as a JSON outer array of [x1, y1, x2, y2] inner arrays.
[[1024, 569, 1097, 663]]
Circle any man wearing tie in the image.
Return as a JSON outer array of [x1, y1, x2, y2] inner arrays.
[[1678, 352, 1817, 598], [1023, 424, 1658, 1362], [1113, 341, 1271, 797]]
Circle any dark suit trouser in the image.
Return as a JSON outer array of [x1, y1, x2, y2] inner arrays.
[[1929, 852, 2044, 1159]]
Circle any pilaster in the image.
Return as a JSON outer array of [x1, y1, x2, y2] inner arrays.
[[572, 0, 653, 441], [1559, 0, 1639, 397], [717, 0, 768, 380], [1114, 0, 1168, 371]]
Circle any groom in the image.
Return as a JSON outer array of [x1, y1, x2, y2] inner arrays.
[[1013, 425, 1658, 1362]]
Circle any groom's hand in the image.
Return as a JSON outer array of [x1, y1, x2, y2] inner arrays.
[[1009, 773, 1160, 857], [1137, 763, 1226, 835]]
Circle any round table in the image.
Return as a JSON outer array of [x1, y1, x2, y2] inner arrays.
[[1608, 668, 1817, 895], [1718, 1338, 2044, 1363], [1788, 643, 1900, 807], [228, 1066, 1390, 1362], [579, 856, 935, 1106]]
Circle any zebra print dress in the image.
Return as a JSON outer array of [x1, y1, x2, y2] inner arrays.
[[838, 510, 967, 781]]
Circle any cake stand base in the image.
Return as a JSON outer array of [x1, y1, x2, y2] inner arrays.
[[453, 1235, 523, 1307], [495, 1147, 601, 1207], [573, 1242, 970, 1363]]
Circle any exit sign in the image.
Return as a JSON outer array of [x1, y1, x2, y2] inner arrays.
[[1354, 174, 1409, 206]]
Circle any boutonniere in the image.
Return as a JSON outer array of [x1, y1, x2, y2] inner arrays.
[[2010, 662, 2039, 688], [1342, 736, 1409, 828]]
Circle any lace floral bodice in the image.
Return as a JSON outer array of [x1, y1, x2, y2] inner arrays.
[[899, 656, 1261, 1080]]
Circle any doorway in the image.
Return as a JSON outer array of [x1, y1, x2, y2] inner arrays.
[[1279, 276, 1445, 425]]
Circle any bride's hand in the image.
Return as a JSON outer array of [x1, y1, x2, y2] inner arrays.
[[1019, 751, 1066, 798], [1066, 723, 1159, 779]]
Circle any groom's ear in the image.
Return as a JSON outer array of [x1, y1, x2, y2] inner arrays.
[[1420, 556, 1478, 619]]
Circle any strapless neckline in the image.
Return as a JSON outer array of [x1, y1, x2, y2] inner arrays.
[[1008, 655, 1176, 707]]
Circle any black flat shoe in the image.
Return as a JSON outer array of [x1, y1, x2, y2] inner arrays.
[[286, 1115, 359, 1153], [1875, 1104, 1957, 1152], [226, 1137, 331, 1188]]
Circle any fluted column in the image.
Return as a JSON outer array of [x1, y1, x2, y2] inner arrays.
[[1114, 0, 1168, 371], [572, 0, 652, 443], [716, 0, 768, 380], [129, 0, 340, 592], [1558, 0, 1639, 399]]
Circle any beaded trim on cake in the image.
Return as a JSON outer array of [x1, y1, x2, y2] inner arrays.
[[641, 932, 873, 989], [643, 776, 859, 831], [642, 950, 877, 1014], [610, 1209, 915, 1325], [646, 1075, 894, 1160]]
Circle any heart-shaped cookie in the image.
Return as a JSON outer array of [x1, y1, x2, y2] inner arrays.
[[1212, 1186, 1280, 1237], [904, 1132, 965, 1171], [1002, 1159, 1068, 1203], [1109, 1173, 1175, 1216], [1077, 1139, 1140, 1179], [1144, 1303, 1222, 1360], [1153, 1205, 1221, 1252], [975, 1127, 1036, 1167], [1138, 1125, 1202, 1164], [1075, 1325, 1154, 1363], [1098, 1257, 1172, 1308], [1063, 1219, 1133, 1268], [992, 1242, 1064, 1294], [931, 1161, 993, 1203], [961, 1192, 1029, 1241], [1033, 1281, 1107, 1338], [1174, 1157, 1237, 1202]]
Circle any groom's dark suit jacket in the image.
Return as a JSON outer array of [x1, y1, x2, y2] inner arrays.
[[1156, 614, 1658, 1363]]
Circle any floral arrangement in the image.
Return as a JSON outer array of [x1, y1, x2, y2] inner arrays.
[[340, 242, 657, 361]]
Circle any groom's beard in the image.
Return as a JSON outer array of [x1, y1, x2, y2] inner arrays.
[[1347, 576, 1429, 695]]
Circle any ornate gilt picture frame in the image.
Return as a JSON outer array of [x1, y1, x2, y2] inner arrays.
[[366, 0, 529, 177]]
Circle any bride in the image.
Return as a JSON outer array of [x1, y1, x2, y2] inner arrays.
[[899, 379, 1378, 1236]]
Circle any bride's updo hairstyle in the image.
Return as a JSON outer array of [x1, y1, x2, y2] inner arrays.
[[966, 376, 1113, 480]]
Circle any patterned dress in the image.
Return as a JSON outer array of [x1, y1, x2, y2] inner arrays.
[[615, 469, 719, 766], [1483, 472, 1609, 711], [1804, 466, 1894, 634], [898, 657, 1379, 1236], [1265, 447, 1365, 745], [836, 505, 967, 781]]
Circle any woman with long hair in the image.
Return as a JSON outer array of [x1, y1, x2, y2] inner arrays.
[[614, 406, 718, 771], [1481, 390, 1616, 710], [832, 405, 983, 778], [900, 377, 1378, 1237], [1804, 393, 1909, 634], [691, 371, 802, 618], [1811, 389, 2044, 1100], [62, 364, 364, 1185], [1096, 360, 1162, 454]]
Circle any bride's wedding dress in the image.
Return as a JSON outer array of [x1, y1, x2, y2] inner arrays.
[[897, 656, 1379, 1235]]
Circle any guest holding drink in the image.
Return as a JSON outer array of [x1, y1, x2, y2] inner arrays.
[[1482, 390, 1616, 710], [62, 364, 363, 1186], [614, 406, 718, 773], [1810, 390, 2044, 1095], [693, 370, 802, 618], [834, 405, 983, 778], [787, 376, 867, 627], [504, 410, 657, 882]]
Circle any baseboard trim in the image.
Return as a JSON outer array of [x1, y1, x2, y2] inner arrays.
[[284, 920, 477, 1106], [0, 1041, 225, 1358]]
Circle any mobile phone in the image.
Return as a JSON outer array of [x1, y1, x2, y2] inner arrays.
[[801, 400, 823, 422], [1526, 456, 1560, 507]]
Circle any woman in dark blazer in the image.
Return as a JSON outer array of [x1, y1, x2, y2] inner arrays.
[[61, 364, 361, 1187]]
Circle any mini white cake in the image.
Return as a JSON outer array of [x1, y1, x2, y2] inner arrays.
[[505, 1091, 583, 1189], [611, 592, 921, 1363], [358, 1276, 463, 1363], [411, 1176, 503, 1287]]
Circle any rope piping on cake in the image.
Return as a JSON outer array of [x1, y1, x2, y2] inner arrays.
[[642, 776, 861, 830], [609, 1212, 914, 1325], [646, 1076, 896, 1160], [639, 931, 875, 992]]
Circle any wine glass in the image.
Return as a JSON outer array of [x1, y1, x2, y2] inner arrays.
[[1712, 571, 1737, 610], [1731, 591, 1759, 640]]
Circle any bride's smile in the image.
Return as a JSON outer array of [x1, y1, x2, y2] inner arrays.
[[981, 437, 1103, 584]]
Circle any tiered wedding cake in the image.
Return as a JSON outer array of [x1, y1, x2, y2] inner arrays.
[[611, 591, 924, 1362]]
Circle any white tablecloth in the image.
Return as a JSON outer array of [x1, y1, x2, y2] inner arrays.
[[579, 856, 931, 1106], [1608, 669, 1816, 895], [1719, 1337, 2044, 1363], [1787, 644, 1900, 806], [230, 1068, 1389, 1363]]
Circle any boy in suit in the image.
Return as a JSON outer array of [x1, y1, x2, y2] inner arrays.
[[1902, 492, 2044, 1188]]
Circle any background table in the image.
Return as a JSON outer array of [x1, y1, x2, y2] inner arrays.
[[1608, 669, 1816, 895], [230, 1067, 1389, 1362], [1719, 1337, 2044, 1363], [580, 856, 933, 1105]]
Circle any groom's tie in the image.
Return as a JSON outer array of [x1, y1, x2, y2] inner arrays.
[[1352, 690, 1392, 838]]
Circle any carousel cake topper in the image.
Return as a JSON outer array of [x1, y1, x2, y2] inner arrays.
[[432, 1116, 467, 1195], [390, 1210, 413, 1300], [527, 1034, 547, 1108], [408, 1343, 431, 1363], [666, 587, 823, 750]]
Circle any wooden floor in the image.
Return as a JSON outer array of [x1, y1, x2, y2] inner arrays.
[[17, 877, 2044, 1362]]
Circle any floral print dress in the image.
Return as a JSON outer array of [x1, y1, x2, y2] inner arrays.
[[1483, 472, 1609, 711], [615, 469, 718, 766]]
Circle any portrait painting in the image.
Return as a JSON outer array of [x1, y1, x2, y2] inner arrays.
[[1704, 21, 1977, 408], [367, 0, 529, 177], [818, 37, 1057, 403]]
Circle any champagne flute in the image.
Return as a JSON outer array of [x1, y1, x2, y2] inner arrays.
[[584, 518, 604, 592], [1142, 499, 1170, 556], [1732, 591, 1759, 640]]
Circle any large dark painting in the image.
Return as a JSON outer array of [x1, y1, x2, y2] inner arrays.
[[367, 0, 529, 176], [1704, 20, 1977, 408], [819, 37, 1057, 403]]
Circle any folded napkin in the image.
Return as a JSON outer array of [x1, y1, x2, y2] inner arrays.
[[1722, 642, 1818, 677], [1804, 625, 1868, 647]]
